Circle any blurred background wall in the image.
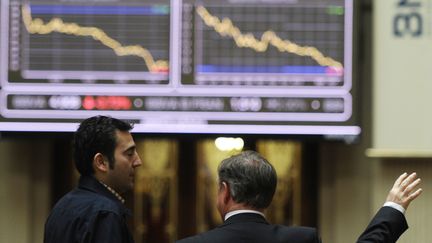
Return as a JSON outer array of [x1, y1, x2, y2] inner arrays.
[[1, 1, 432, 243]]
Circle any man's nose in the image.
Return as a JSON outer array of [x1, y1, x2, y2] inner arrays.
[[133, 152, 142, 167]]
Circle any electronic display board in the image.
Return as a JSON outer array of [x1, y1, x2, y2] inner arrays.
[[0, 0, 359, 136]]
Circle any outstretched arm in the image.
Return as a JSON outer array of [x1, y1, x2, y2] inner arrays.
[[357, 172, 422, 243]]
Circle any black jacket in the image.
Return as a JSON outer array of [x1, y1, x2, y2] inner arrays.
[[357, 206, 408, 243], [176, 206, 408, 243], [44, 176, 134, 243], [176, 213, 320, 243]]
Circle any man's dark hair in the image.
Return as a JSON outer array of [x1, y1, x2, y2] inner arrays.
[[73, 115, 133, 176], [218, 150, 277, 209]]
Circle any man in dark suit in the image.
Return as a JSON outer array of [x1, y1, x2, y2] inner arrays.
[[176, 150, 422, 243]]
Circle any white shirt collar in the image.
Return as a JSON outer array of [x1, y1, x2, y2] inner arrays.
[[224, 209, 265, 221]]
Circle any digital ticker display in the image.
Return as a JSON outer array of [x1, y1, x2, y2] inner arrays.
[[0, 0, 359, 136]]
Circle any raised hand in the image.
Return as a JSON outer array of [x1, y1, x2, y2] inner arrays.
[[386, 172, 423, 210]]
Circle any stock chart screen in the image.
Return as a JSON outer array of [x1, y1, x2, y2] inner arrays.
[[0, 0, 359, 136], [7, 0, 170, 84]]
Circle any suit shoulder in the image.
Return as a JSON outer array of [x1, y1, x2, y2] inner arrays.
[[175, 227, 224, 243], [273, 225, 320, 241], [176, 234, 200, 243], [177, 225, 320, 243], [50, 188, 124, 217], [279, 225, 317, 233]]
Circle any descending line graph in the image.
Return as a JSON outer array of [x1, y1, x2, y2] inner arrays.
[[195, 5, 343, 70], [181, 2, 349, 86], [21, 5, 168, 73], [6, 2, 171, 85]]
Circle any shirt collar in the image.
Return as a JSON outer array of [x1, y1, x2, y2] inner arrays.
[[78, 176, 126, 205], [98, 180, 125, 204], [224, 209, 265, 221]]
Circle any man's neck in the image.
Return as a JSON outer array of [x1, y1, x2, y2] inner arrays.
[[224, 209, 265, 221], [223, 203, 265, 221]]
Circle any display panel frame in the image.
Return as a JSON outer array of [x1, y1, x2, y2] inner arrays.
[[0, 0, 360, 138]]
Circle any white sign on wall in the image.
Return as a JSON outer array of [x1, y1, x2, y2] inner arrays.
[[372, 0, 432, 155]]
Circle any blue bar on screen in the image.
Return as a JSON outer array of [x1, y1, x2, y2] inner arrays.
[[196, 65, 327, 74], [30, 5, 170, 15]]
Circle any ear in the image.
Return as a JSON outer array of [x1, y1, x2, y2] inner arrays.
[[93, 153, 108, 173], [220, 181, 231, 203]]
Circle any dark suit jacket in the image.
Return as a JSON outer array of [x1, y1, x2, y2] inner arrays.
[[176, 206, 408, 243], [176, 213, 320, 243]]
